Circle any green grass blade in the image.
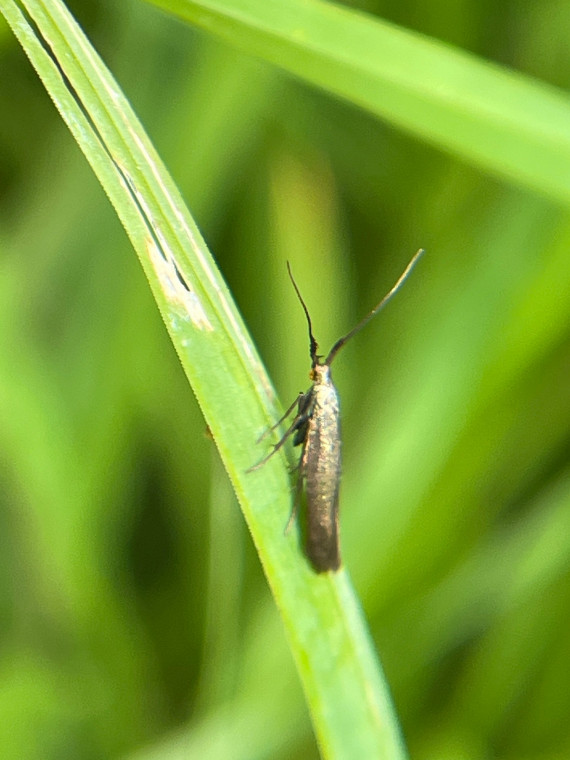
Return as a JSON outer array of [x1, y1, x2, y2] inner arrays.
[[0, 0, 408, 756], [147, 0, 570, 206]]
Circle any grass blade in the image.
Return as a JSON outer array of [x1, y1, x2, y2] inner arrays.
[[147, 0, 570, 206], [0, 0, 408, 756]]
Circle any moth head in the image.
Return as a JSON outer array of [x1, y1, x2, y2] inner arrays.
[[310, 364, 331, 384]]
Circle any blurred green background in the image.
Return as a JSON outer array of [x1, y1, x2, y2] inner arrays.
[[1, 1, 570, 759]]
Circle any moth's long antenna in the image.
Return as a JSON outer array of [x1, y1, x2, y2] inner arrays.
[[325, 248, 424, 365], [287, 261, 319, 367]]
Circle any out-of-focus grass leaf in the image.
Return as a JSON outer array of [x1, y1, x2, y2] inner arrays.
[[147, 0, 570, 206]]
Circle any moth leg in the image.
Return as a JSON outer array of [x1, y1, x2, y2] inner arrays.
[[247, 407, 307, 472], [248, 390, 313, 472], [256, 394, 303, 443]]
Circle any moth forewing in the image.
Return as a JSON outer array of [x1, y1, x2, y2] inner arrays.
[[303, 365, 341, 572]]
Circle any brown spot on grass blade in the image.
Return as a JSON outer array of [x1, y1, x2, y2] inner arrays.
[[146, 238, 213, 331]]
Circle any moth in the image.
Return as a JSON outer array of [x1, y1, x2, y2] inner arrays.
[[251, 250, 424, 572]]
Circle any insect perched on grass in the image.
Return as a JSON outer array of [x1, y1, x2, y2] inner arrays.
[[250, 250, 424, 573]]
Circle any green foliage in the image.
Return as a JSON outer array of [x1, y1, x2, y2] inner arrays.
[[0, 1, 569, 759]]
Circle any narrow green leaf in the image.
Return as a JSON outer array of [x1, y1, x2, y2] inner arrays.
[[147, 0, 570, 206], [0, 0, 408, 756]]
